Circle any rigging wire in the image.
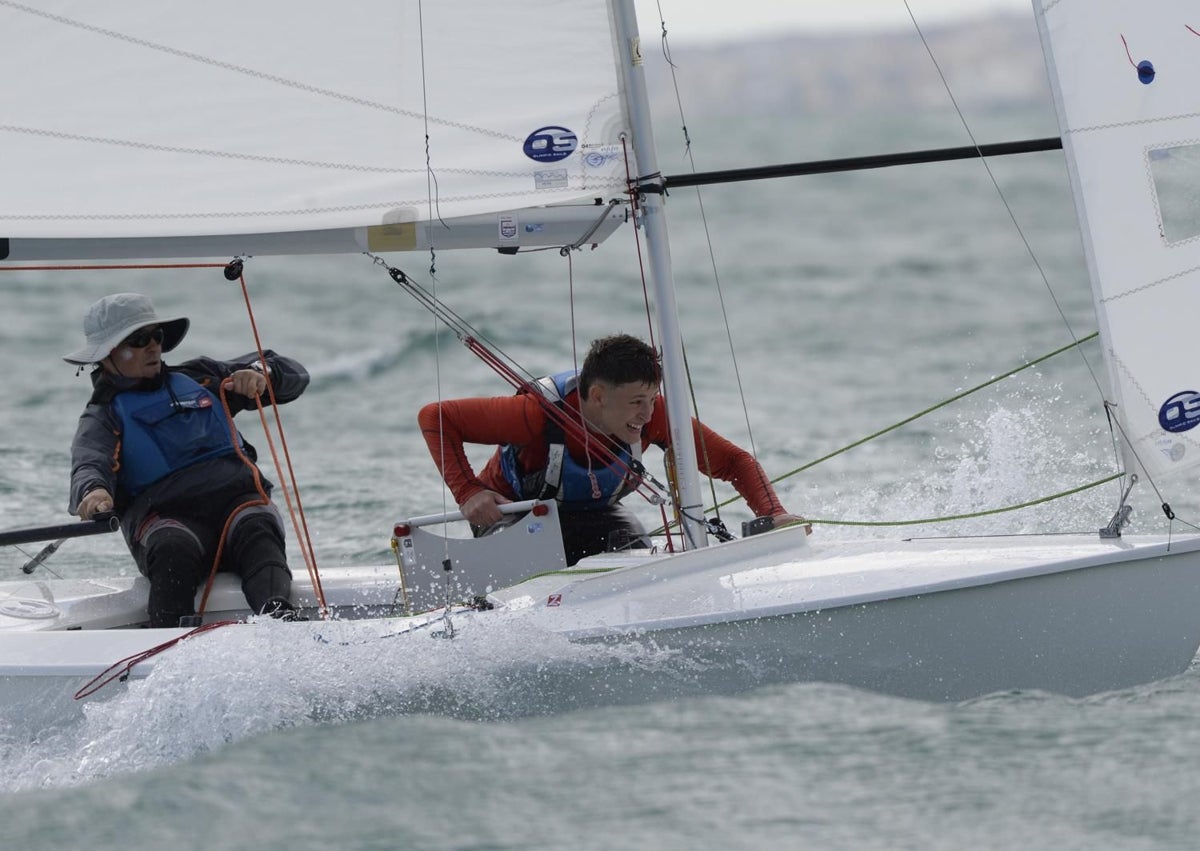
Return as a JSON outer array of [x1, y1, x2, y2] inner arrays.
[[640, 16, 725, 531], [645, 7, 769, 532], [617, 137, 662, 372], [766, 333, 1100, 488], [901, 2, 1200, 535], [617, 136, 680, 546], [368, 254, 671, 509], [906, 2, 1194, 533], [901, 2, 1128, 495], [414, 0, 458, 614], [562, 250, 607, 506], [653, 6, 759, 459], [805, 472, 1122, 530], [74, 619, 240, 700], [655, 332, 1113, 533], [14, 542, 65, 578], [233, 262, 326, 612]]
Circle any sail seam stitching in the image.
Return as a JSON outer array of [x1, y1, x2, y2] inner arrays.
[[0, 0, 520, 141], [1099, 264, 1200, 302], [1066, 112, 1200, 134]]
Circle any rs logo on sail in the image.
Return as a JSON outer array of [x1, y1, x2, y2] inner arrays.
[[1158, 390, 1200, 432], [523, 126, 578, 162]]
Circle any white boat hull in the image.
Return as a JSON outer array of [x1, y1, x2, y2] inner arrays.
[[503, 528, 1200, 701], [2, 527, 1199, 704], [573, 548, 1200, 702]]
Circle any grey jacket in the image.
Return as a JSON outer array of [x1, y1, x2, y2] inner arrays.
[[69, 351, 309, 545]]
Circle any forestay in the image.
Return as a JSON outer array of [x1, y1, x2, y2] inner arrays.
[[0, 0, 633, 257], [1036, 0, 1200, 482]]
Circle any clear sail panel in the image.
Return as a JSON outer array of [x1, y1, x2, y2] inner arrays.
[[1150, 144, 1200, 245]]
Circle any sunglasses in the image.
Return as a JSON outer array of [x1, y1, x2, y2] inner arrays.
[[121, 326, 165, 349]]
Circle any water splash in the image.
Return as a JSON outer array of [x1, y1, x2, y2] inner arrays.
[[0, 613, 695, 793], [803, 378, 1115, 540]]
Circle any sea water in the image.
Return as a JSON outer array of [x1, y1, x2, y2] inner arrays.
[[2, 50, 1199, 851]]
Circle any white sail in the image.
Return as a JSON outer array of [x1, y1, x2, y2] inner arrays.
[[1036, 0, 1200, 482], [0, 0, 632, 258]]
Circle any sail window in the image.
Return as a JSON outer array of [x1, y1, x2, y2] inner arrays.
[[1149, 144, 1200, 244]]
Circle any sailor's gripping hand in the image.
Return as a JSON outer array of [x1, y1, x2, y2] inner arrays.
[[225, 368, 268, 398], [461, 489, 512, 527], [78, 488, 114, 520]]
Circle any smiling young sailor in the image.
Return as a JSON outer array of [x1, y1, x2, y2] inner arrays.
[[418, 333, 808, 565], [64, 292, 310, 626]]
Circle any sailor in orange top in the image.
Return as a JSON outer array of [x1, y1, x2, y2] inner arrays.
[[418, 334, 809, 565]]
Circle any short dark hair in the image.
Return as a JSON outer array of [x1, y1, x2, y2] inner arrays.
[[578, 334, 662, 397]]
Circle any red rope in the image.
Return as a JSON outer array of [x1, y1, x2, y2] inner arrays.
[[1120, 34, 1138, 68], [230, 270, 327, 615], [73, 619, 240, 700], [463, 337, 665, 506], [0, 263, 227, 272], [619, 136, 659, 354]]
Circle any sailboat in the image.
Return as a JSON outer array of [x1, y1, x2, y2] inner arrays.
[[2, 0, 1200, 706]]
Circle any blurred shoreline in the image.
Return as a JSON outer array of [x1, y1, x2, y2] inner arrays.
[[646, 12, 1047, 117]]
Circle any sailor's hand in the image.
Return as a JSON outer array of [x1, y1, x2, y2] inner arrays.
[[79, 488, 114, 521], [772, 513, 812, 535], [462, 490, 512, 526], [226, 368, 268, 398]]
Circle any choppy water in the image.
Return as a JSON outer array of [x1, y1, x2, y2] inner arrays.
[[2, 41, 1199, 851]]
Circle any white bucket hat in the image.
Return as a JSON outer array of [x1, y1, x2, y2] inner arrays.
[[63, 293, 190, 365]]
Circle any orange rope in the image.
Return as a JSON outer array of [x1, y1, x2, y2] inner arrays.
[[12, 259, 328, 616], [0, 260, 329, 697], [195, 380, 272, 615], [230, 269, 327, 615]]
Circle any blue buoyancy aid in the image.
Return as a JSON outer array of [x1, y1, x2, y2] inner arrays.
[[111, 372, 242, 496], [499, 371, 643, 510]]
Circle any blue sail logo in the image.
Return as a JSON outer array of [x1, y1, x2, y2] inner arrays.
[[1158, 390, 1200, 432], [523, 126, 578, 162]]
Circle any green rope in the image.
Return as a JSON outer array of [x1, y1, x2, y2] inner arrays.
[[803, 471, 1120, 528], [702, 331, 1100, 515], [432, 469, 1121, 608], [526, 474, 1118, 572], [770, 331, 1100, 486], [486, 468, 1118, 593], [516, 566, 617, 581]]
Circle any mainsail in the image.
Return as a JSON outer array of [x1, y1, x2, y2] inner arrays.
[[1, 0, 710, 545], [0, 0, 633, 258], [1037, 0, 1200, 482]]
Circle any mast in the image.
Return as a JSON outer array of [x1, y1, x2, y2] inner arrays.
[[611, 0, 708, 549]]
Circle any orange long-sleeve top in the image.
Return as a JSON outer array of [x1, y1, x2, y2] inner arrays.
[[418, 390, 786, 517]]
